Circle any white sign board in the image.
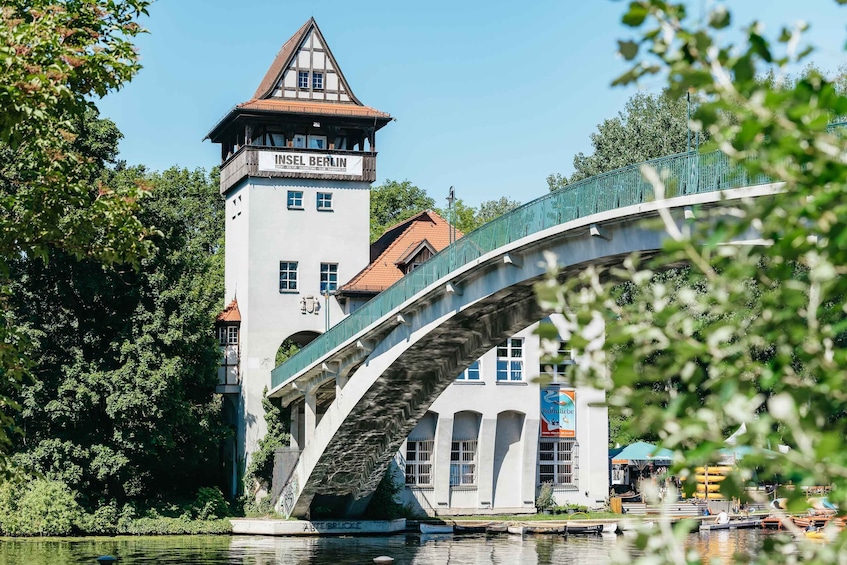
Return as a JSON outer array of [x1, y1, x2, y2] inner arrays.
[[258, 151, 363, 176]]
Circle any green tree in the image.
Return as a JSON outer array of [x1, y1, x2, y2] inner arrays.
[[548, 90, 703, 190], [475, 197, 522, 226], [438, 197, 522, 234], [0, 0, 152, 475], [10, 162, 227, 506], [539, 1, 847, 562], [369, 180, 435, 241], [437, 197, 477, 234]]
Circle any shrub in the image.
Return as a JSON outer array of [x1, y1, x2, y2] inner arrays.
[[193, 487, 230, 520], [15, 479, 82, 536], [535, 482, 555, 512], [120, 516, 232, 535], [77, 502, 119, 535]]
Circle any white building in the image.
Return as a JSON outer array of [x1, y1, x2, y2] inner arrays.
[[208, 18, 608, 512]]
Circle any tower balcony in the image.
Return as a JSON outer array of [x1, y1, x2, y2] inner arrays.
[[220, 145, 377, 194]]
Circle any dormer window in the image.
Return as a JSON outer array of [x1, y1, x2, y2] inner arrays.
[[312, 72, 324, 90], [396, 240, 436, 274]]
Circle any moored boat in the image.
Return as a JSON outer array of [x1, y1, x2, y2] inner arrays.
[[565, 524, 603, 535]]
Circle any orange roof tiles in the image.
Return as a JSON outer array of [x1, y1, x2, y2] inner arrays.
[[238, 99, 390, 120], [216, 299, 241, 323], [340, 211, 463, 294]]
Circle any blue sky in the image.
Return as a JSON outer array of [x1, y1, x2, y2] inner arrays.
[[97, 0, 846, 208]]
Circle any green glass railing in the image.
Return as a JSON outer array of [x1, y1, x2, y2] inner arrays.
[[271, 124, 846, 389]]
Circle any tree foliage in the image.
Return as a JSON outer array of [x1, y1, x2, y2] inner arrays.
[[548, 90, 706, 190], [539, 1, 847, 562], [369, 180, 435, 241], [9, 158, 227, 506], [439, 196, 523, 234], [0, 0, 153, 475]]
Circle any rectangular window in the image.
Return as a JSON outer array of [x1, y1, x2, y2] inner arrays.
[[320, 263, 338, 293], [293, 134, 307, 148], [540, 341, 573, 381], [287, 190, 303, 209], [312, 72, 323, 90], [496, 338, 524, 381], [217, 326, 238, 346], [308, 135, 327, 149], [450, 440, 478, 486], [539, 439, 578, 486], [316, 192, 333, 211], [298, 71, 309, 89], [270, 132, 285, 147], [279, 261, 298, 292], [405, 440, 434, 486], [456, 360, 481, 381]]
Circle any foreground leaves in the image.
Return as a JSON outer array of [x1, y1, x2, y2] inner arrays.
[[539, 1, 847, 563]]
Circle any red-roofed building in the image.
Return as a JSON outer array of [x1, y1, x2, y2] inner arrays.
[[336, 210, 463, 313]]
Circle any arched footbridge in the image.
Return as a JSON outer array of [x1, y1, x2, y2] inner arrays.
[[268, 147, 791, 518]]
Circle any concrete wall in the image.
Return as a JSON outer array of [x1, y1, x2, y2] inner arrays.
[[224, 175, 371, 476], [401, 319, 609, 515]]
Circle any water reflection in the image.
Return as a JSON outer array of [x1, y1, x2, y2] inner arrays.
[[0, 529, 771, 565]]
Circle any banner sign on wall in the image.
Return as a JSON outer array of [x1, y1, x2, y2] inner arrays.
[[540, 387, 576, 438], [258, 151, 363, 176]]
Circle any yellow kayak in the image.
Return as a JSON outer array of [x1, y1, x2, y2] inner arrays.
[[694, 474, 727, 482], [695, 466, 732, 474], [696, 483, 723, 493], [693, 492, 725, 500]]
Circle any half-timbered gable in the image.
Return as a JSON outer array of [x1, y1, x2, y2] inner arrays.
[[254, 19, 359, 104]]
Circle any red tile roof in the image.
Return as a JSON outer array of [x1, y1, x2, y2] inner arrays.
[[216, 299, 241, 323], [237, 99, 390, 120], [339, 211, 463, 294]]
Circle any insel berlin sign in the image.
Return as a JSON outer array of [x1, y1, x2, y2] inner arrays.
[[258, 151, 363, 176]]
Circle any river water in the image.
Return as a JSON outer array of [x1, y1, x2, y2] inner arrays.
[[0, 529, 767, 564]]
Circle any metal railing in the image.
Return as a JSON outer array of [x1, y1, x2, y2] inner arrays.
[[271, 123, 846, 389]]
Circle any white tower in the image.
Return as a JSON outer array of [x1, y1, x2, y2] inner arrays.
[[206, 18, 392, 495]]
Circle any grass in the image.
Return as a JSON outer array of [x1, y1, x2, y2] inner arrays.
[[439, 511, 621, 522]]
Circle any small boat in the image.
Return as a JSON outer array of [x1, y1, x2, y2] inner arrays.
[[699, 518, 763, 531], [507, 525, 526, 535], [453, 524, 487, 534], [564, 524, 603, 535], [524, 525, 564, 534], [602, 523, 619, 534], [485, 523, 509, 534], [420, 523, 454, 534], [761, 515, 790, 530]]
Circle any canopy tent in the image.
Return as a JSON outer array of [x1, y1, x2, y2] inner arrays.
[[611, 441, 673, 470], [719, 424, 779, 464]]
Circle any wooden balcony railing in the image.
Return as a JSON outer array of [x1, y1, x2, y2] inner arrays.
[[220, 146, 377, 193]]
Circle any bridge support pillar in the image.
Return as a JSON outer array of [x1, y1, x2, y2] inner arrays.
[[335, 373, 348, 398], [476, 417, 497, 507], [520, 418, 541, 508], [305, 391, 317, 445], [433, 416, 454, 509], [290, 400, 301, 450]]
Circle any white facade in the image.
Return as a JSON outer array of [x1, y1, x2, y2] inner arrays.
[[224, 176, 371, 468], [399, 321, 609, 515]]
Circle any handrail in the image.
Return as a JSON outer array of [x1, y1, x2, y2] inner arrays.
[[271, 123, 846, 389]]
